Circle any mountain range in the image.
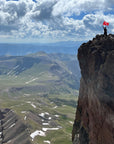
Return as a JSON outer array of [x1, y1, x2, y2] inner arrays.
[[0, 52, 80, 94], [0, 51, 80, 144], [0, 41, 83, 56]]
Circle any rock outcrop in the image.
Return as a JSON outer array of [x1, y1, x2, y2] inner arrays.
[[0, 109, 32, 144], [72, 34, 114, 144]]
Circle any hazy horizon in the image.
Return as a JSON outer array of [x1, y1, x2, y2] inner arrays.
[[0, 41, 84, 55]]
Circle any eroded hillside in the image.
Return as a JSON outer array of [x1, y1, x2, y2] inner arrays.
[[0, 109, 32, 144], [0, 52, 80, 144], [0, 52, 80, 94]]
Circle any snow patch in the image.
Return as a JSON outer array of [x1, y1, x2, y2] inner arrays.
[[45, 112, 49, 115], [21, 111, 27, 114], [57, 126, 62, 129], [24, 94, 30, 96], [42, 128, 59, 132], [42, 123, 49, 126], [9, 123, 15, 129], [39, 113, 45, 118], [5, 118, 12, 124], [26, 101, 31, 104], [31, 103, 36, 108], [7, 140, 12, 143], [24, 116, 27, 120], [39, 112, 49, 118], [62, 105, 66, 107], [13, 65, 19, 70], [26, 101, 36, 108], [7, 70, 13, 75], [48, 117, 52, 120], [25, 78, 38, 84], [53, 106, 58, 109], [69, 121, 73, 124], [30, 130, 45, 141], [44, 140, 51, 144], [55, 115, 59, 118]]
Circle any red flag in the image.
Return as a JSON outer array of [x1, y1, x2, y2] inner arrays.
[[103, 21, 109, 26]]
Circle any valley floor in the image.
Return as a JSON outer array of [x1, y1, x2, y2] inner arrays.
[[0, 76, 78, 144]]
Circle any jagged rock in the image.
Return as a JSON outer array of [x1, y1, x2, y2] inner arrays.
[[72, 34, 114, 144], [0, 109, 32, 144]]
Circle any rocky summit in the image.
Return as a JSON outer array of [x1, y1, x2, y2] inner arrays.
[[72, 34, 114, 144]]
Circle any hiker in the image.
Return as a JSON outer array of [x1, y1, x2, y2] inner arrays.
[[103, 26, 107, 36], [103, 21, 109, 36]]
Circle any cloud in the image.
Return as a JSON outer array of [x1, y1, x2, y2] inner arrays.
[[31, 1, 57, 21], [52, 0, 113, 17], [0, 0, 114, 42]]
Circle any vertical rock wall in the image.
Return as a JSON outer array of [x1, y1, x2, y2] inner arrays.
[[72, 34, 114, 144]]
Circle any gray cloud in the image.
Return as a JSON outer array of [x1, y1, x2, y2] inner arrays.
[[0, 0, 114, 42], [3, 1, 27, 17], [31, 1, 57, 21]]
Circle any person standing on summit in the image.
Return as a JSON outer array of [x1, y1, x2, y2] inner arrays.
[[103, 26, 107, 36], [103, 21, 109, 36]]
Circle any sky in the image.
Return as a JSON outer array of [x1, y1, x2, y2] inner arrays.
[[0, 0, 114, 43]]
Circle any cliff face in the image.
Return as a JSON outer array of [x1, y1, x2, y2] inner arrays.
[[72, 34, 114, 144]]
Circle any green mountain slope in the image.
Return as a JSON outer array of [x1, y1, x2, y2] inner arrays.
[[0, 52, 80, 94], [0, 52, 80, 144]]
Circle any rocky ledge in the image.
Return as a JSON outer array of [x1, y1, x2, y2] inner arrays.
[[0, 109, 32, 144], [72, 34, 114, 144]]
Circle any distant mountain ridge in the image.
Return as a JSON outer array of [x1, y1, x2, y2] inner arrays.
[[0, 52, 81, 94], [0, 41, 83, 56]]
